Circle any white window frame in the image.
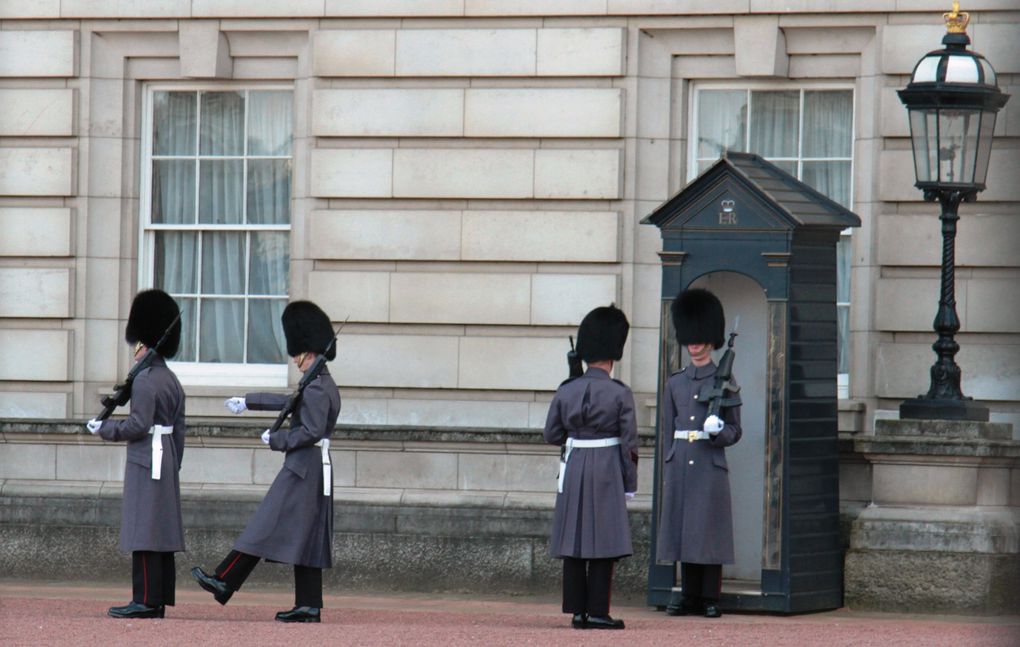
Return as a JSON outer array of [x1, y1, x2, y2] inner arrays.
[[688, 82, 855, 399], [139, 83, 294, 388]]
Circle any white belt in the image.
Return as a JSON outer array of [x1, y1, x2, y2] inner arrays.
[[149, 425, 173, 480], [557, 437, 621, 494], [315, 439, 331, 496], [674, 429, 713, 442]]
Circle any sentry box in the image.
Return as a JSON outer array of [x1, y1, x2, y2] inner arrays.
[[641, 152, 860, 614]]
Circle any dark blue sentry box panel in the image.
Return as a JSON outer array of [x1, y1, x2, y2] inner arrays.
[[641, 152, 860, 614]]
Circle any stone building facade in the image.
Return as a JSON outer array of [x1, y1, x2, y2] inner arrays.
[[0, 3, 1017, 430], [1, 1, 1018, 608]]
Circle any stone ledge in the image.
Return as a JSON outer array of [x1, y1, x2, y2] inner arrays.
[[851, 435, 1020, 459], [0, 479, 653, 512], [0, 419, 657, 446], [876, 419, 1012, 441], [850, 505, 1020, 554]]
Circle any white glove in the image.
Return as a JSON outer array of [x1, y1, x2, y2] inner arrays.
[[225, 397, 247, 414], [261, 429, 271, 445], [86, 418, 102, 434], [625, 492, 636, 499], [703, 414, 724, 435]]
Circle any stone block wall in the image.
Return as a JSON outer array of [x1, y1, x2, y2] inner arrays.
[[0, 2, 1017, 433], [0, 420, 654, 595]]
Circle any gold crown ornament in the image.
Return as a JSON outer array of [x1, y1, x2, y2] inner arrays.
[[944, 1, 970, 34]]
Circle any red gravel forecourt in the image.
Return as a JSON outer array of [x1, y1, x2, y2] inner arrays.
[[1, 582, 1017, 647]]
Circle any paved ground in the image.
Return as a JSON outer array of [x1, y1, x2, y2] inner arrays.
[[1, 581, 1018, 647]]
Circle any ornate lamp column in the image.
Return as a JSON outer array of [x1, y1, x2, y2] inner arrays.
[[897, 2, 1010, 421]]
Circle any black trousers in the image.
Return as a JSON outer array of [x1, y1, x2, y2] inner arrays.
[[562, 557, 615, 616], [216, 550, 323, 608], [132, 551, 175, 607], [680, 562, 722, 604]]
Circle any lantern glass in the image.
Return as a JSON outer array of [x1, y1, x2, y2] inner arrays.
[[936, 108, 980, 184], [973, 109, 997, 185], [909, 108, 938, 184]]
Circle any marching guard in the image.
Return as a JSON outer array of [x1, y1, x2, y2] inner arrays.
[[656, 288, 743, 618], [191, 301, 341, 623], [86, 289, 186, 619], [544, 305, 639, 630]]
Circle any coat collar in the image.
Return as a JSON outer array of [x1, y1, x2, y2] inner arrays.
[[584, 366, 611, 380], [684, 361, 717, 379]]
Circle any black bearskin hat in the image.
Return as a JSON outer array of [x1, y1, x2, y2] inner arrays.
[[125, 289, 181, 358], [575, 304, 629, 363], [281, 301, 336, 360], [671, 288, 725, 349]]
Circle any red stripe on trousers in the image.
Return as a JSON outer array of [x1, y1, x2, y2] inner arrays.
[[142, 555, 148, 606], [219, 553, 243, 578]]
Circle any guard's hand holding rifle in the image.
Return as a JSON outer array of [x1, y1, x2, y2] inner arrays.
[[264, 317, 347, 441], [87, 312, 181, 433], [702, 317, 742, 436]]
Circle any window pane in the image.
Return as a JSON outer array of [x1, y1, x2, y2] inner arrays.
[[247, 159, 291, 224], [200, 91, 244, 155], [152, 160, 195, 224], [697, 90, 747, 158], [201, 232, 246, 295], [248, 299, 287, 363], [153, 91, 196, 156], [802, 160, 852, 208], [803, 91, 853, 158], [175, 297, 197, 362], [199, 298, 244, 362], [249, 232, 289, 295], [199, 160, 243, 224], [750, 90, 799, 158], [154, 231, 198, 294], [248, 91, 293, 156]]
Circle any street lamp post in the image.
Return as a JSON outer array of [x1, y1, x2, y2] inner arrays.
[[897, 2, 1010, 422]]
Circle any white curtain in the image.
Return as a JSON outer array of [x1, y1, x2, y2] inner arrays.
[[151, 89, 291, 365], [697, 90, 747, 159], [750, 90, 799, 158]]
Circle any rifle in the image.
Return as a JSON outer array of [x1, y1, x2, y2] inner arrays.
[[566, 335, 583, 379], [94, 313, 182, 422], [703, 316, 742, 418], [267, 318, 347, 435]]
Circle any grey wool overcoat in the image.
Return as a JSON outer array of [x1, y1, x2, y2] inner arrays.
[[544, 367, 639, 560], [655, 362, 742, 565], [97, 355, 186, 553], [234, 368, 341, 569]]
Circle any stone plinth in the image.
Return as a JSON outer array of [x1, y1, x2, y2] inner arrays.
[[844, 419, 1020, 614]]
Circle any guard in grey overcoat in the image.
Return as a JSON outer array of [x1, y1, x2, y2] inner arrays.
[[87, 289, 185, 619], [656, 288, 742, 619], [545, 304, 638, 631], [192, 301, 341, 624]]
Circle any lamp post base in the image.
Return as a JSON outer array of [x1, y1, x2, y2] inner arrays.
[[899, 397, 989, 422]]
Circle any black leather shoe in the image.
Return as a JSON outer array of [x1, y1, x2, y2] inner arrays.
[[666, 596, 699, 616], [107, 602, 164, 619], [191, 566, 233, 605], [703, 603, 722, 618], [571, 613, 587, 629], [586, 615, 625, 630], [275, 606, 321, 623]]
